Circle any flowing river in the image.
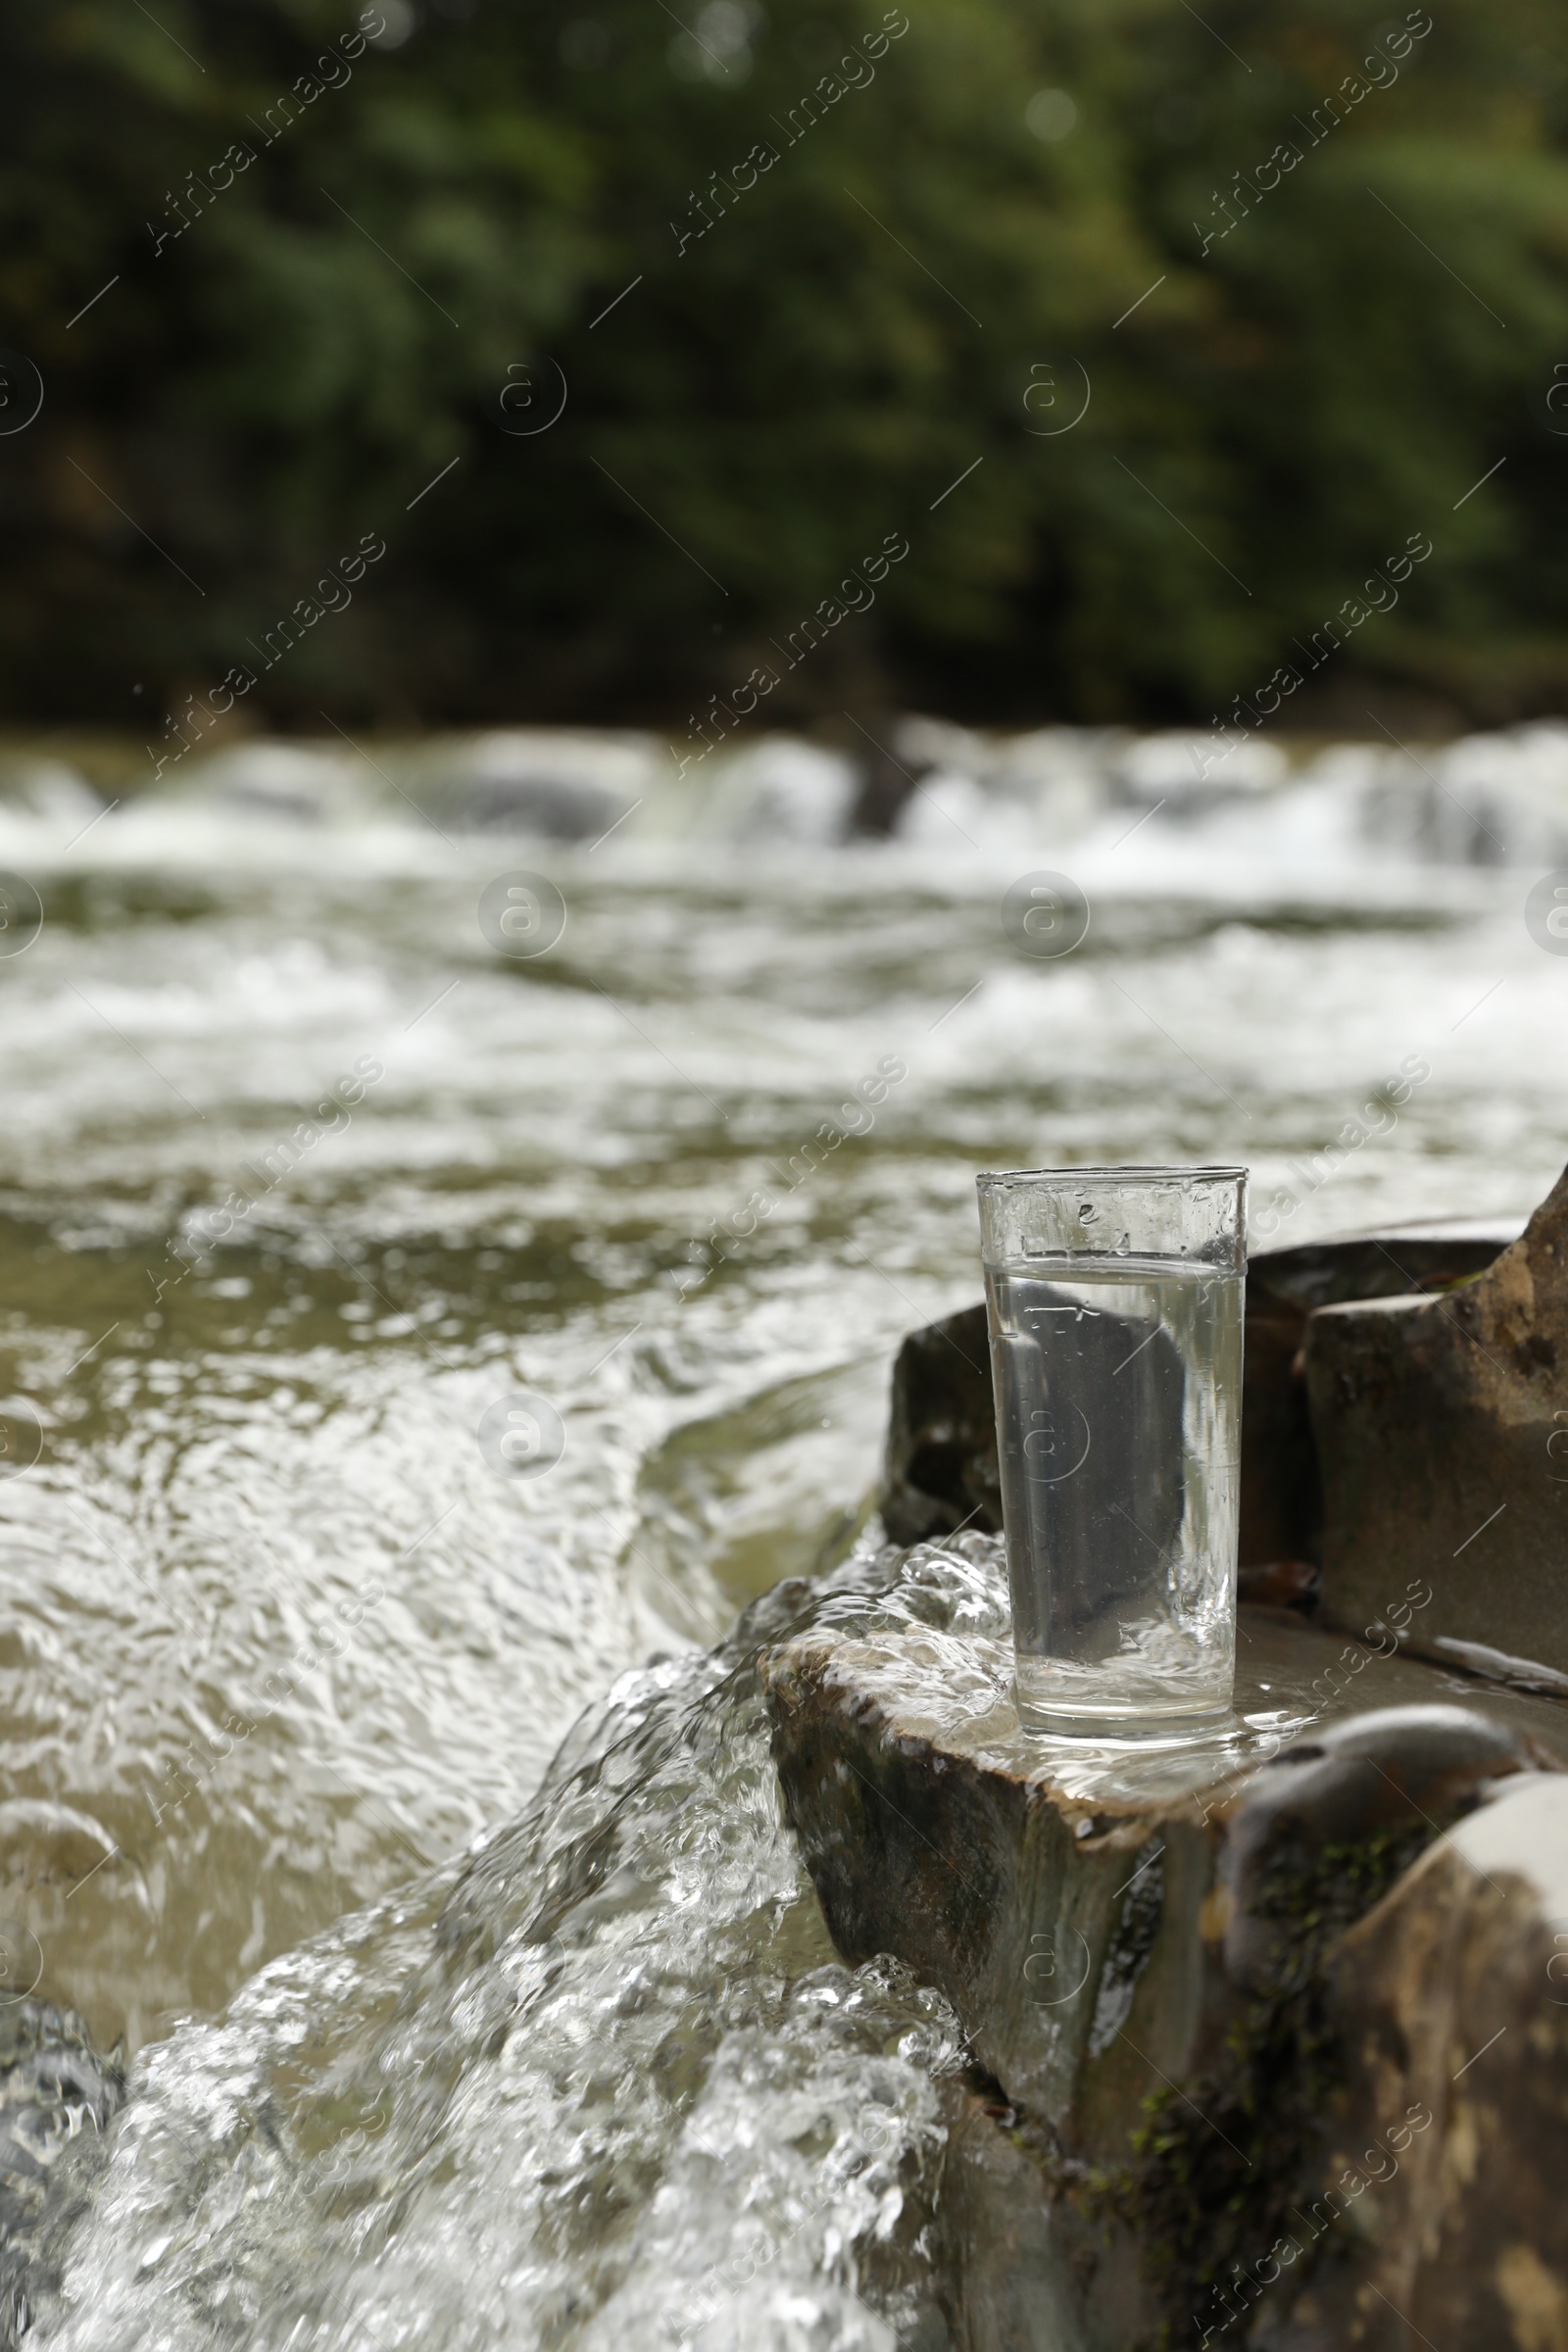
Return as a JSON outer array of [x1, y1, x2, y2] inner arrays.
[[0, 717, 1563, 2345]]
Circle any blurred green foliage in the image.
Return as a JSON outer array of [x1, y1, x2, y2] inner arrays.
[[2, 0, 1566, 728]]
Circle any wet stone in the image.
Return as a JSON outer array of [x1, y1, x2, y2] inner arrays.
[[1308, 1162, 1568, 1679], [761, 1535, 1568, 2352], [1250, 1771, 1568, 2350], [1239, 1216, 1518, 1574]]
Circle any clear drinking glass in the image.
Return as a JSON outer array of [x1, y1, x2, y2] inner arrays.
[[976, 1165, 1247, 1739]]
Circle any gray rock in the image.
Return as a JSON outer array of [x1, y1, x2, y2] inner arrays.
[[448, 770, 628, 837], [1240, 1218, 1519, 1572], [938, 2082, 1127, 2352], [187, 743, 347, 823], [416, 730, 651, 840], [1308, 1166, 1568, 1677], [1214, 1701, 1548, 1996]]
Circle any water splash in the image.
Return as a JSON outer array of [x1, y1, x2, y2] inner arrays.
[[33, 1545, 986, 2352]]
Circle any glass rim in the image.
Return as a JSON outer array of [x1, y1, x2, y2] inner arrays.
[[975, 1163, 1249, 1187]]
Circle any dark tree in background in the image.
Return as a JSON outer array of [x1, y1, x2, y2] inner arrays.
[[1, 0, 1566, 732]]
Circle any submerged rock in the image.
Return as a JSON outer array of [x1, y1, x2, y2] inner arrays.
[[1308, 1165, 1568, 1676], [425, 729, 651, 839], [761, 1536, 1568, 2350]]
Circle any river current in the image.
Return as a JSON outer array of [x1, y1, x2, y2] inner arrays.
[[0, 716, 1564, 2344]]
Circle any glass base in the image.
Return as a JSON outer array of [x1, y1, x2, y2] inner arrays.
[[1013, 1665, 1237, 1747], [1014, 1701, 1240, 1749]]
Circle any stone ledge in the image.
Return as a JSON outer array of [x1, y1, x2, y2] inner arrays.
[[762, 1536, 1568, 2351], [1308, 1163, 1568, 1671]]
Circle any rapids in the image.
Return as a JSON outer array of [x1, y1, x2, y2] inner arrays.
[[0, 717, 1563, 2341]]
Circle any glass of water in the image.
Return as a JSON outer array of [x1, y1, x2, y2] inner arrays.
[[976, 1165, 1247, 1740]]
